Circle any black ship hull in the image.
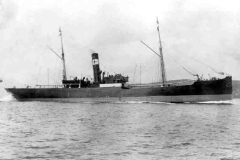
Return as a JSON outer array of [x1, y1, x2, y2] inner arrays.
[[5, 76, 232, 103]]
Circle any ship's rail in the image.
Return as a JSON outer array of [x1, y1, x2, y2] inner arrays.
[[128, 80, 195, 88], [128, 83, 162, 88], [35, 85, 64, 88], [13, 80, 195, 89]]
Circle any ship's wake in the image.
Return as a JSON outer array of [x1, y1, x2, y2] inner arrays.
[[48, 100, 173, 105], [82, 101, 173, 105], [0, 87, 15, 102], [0, 94, 15, 102], [120, 101, 173, 105], [194, 100, 233, 105], [0, 88, 16, 102]]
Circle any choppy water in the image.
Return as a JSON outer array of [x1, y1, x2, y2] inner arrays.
[[0, 96, 240, 160]]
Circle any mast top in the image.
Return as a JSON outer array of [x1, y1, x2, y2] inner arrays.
[[156, 17, 162, 49], [59, 27, 64, 54]]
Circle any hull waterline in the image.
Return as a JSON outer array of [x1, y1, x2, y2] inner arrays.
[[5, 76, 233, 103], [6, 94, 232, 103]]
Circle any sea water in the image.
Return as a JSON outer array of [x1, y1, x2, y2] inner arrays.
[[0, 93, 240, 160]]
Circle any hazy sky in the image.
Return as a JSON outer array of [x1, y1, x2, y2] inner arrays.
[[0, 0, 240, 87]]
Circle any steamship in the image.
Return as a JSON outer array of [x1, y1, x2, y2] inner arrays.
[[5, 22, 232, 103]]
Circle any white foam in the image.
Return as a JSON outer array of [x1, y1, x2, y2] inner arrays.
[[0, 94, 16, 102], [197, 100, 233, 104], [117, 101, 173, 104]]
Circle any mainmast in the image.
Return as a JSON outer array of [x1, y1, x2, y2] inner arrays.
[[156, 18, 167, 85], [59, 27, 67, 80]]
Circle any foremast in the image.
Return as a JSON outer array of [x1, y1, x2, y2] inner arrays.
[[59, 27, 67, 80], [157, 18, 167, 85]]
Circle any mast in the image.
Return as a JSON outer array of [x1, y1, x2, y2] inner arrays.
[[59, 27, 67, 80], [156, 18, 167, 85]]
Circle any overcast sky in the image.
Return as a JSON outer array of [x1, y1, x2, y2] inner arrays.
[[0, 0, 240, 88]]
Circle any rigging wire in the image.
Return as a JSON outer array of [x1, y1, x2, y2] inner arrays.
[[166, 47, 227, 76], [140, 40, 199, 79], [164, 52, 199, 77], [36, 67, 42, 85], [132, 65, 137, 83], [188, 57, 226, 75], [46, 45, 65, 83], [140, 40, 163, 83]]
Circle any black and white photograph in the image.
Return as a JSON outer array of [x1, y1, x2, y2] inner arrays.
[[0, 0, 240, 159]]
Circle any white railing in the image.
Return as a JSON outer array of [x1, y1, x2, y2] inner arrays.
[[35, 85, 64, 88]]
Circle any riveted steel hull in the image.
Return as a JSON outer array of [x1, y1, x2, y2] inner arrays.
[[5, 76, 232, 103]]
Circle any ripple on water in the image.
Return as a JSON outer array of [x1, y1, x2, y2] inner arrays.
[[0, 100, 239, 159]]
